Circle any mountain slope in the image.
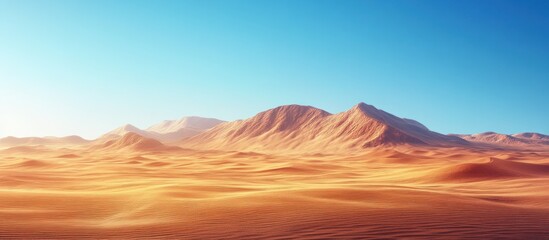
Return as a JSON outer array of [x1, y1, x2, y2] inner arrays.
[[91, 132, 180, 152], [452, 132, 549, 146], [512, 132, 549, 141], [180, 103, 467, 152], [146, 116, 224, 134], [97, 124, 154, 142], [145, 117, 224, 142], [96, 117, 224, 143]]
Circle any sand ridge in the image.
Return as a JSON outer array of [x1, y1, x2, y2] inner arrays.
[[1, 145, 549, 239]]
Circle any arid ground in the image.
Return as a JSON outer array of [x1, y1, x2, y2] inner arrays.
[[1, 144, 549, 239]]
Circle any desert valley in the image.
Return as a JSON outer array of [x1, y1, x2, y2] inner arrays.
[[0, 103, 548, 239]]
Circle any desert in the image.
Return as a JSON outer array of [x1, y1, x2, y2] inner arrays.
[[3, 1, 548, 238], [1, 103, 548, 239]]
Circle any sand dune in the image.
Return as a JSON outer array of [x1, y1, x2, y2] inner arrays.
[[1, 103, 548, 238], [0, 145, 548, 239], [181, 103, 467, 152], [56, 153, 81, 158], [1, 145, 50, 154], [0, 135, 89, 148], [428, 158, 549, 182], [14, 159, 52, 168]]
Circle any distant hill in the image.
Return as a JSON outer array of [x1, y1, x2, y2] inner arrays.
[[180, 103, 467, 152]]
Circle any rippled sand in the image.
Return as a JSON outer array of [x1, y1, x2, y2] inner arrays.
[[1, 146, 549, 239]]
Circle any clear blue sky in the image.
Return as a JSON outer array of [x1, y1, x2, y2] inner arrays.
[[1, 0, 548, 139]]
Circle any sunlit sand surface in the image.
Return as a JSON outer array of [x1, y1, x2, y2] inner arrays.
[[1, 145, 549, 239]]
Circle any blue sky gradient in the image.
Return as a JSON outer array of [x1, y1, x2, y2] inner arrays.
[[1, 0, 548, 138]]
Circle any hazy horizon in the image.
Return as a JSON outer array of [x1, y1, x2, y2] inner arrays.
[[1, 0, 548, 138]]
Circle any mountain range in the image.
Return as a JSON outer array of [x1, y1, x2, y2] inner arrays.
[[180, 103, 467, 152], [450, 132, 549, 146], [96, 116, 224, 143], [1, 103, 547, 152]]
